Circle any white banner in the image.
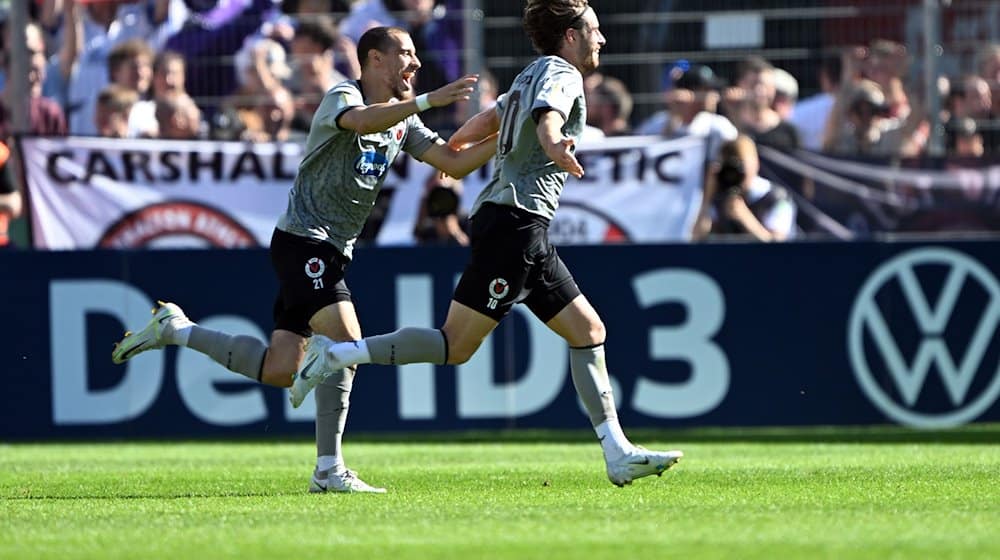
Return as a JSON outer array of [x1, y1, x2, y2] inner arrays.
[[22, 135, 706, 249]]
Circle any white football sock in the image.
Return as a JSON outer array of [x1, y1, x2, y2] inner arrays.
[[316, 455, 343, 473], [166, 322, 192, 346], [596, 419, 633, 462], [330, 339, 372, 365]]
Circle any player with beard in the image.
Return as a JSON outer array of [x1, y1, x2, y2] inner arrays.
[[111, 27, 497, 493], [289, 0, 684, 487]]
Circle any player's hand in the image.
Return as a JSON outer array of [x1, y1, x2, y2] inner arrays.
[[549, 138, 584, 178], [427, 74, 479, 108]]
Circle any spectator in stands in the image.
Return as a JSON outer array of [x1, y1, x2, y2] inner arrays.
[[823, 79, 926, 158], [58, 0, 159, 135], [163, 0, 285, 121], [864, 39, 911, 120], [288, 18, 349, 133], [94, 84, 138, 138], [0, 141, 20, 250], [977, 43, 1000, 102], [974, 44, 1000, 153], [218, 37, 297, 142], [413, 173, 469, 246], [724, 56, 800, 151], [0, 20, 68, 138], [772, 67, 798, 122], [156, 93, 203, 139], [946, 117, 984, 158], [106, 38, 158, 138], [283, 0, 360, 79], [586, 74, 633, 136], [152, 50, 188, 99], [636, 63, 737, 160], [945, 73, 997, 154], [696, 135, 797, 242], [789, 53, 841, 151]]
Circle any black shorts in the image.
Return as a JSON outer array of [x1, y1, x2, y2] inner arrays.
[[454, 203, 580, 322], [269, 228, 352, 336]]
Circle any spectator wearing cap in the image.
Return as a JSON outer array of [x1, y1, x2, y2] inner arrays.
[[636, 63, 737, 160], [789, 54, 841, 151], [724, 56, 800, 152]]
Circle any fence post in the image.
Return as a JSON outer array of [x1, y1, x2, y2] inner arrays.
[[463, 0, 485, 121], [923, 0, 945, 157]]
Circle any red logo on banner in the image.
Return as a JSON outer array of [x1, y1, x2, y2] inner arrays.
[[98, 201, 258, 248]]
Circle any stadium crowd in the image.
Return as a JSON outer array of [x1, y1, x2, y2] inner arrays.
[[1, 0, 999, 247]]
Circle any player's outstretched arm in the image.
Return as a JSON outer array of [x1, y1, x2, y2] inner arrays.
[[339, 75, 480, 135], [421, 133, 498, 179], [536, 110, 584, 178], [448, 106, 501, 149]]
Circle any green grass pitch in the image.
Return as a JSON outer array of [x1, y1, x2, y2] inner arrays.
[[2, 426, 999, 560]]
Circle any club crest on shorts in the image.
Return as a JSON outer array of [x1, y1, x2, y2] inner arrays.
[[487, 278, 510, 310], [305, 257, 325, 290]]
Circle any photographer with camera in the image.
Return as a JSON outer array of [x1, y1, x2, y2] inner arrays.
[[695, 135, 797, 242], [413, 173, 469, 246]]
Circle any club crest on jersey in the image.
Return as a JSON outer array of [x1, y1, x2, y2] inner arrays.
[[354, 150, 389, 178], [395, 127, 404, 141], [486, 278, 510, 310], [305, 257, 325, 289]]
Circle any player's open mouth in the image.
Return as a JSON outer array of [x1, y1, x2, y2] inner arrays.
[[402, 71, 415, 88]]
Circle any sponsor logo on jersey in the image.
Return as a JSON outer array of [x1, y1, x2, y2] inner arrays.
[[354, 151, 390, 178]]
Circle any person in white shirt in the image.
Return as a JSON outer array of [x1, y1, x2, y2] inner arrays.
[[635, 63, 737, 160], [790, 54, 841, 151]]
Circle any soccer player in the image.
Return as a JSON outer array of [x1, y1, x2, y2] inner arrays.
[[289, 0, 683, 487], [111, 26, 498, 493]]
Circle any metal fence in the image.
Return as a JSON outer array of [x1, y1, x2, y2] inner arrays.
[[3, 0, 999, 150]]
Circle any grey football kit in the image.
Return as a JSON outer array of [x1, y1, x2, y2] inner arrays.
[[272, 80, 440, 335], [454, 56, 585, 322]]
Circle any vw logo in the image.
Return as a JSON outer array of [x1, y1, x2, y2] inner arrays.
[[847, 248, 1000, 428]]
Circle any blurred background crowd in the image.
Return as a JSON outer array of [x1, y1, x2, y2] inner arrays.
[[1, 0, 999, 248]]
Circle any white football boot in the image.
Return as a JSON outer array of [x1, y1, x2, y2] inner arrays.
[[289, 335, 356, 408], [606, 447, 683, 487], [309, 468, 387, 494], [111, 301, 192, 364]]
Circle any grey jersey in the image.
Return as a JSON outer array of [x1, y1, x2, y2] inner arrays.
[[471, 56, 586, 220], [277, 80, 440, 258]]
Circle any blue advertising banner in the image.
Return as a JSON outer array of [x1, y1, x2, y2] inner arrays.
[[2, 240, 999, 439]]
